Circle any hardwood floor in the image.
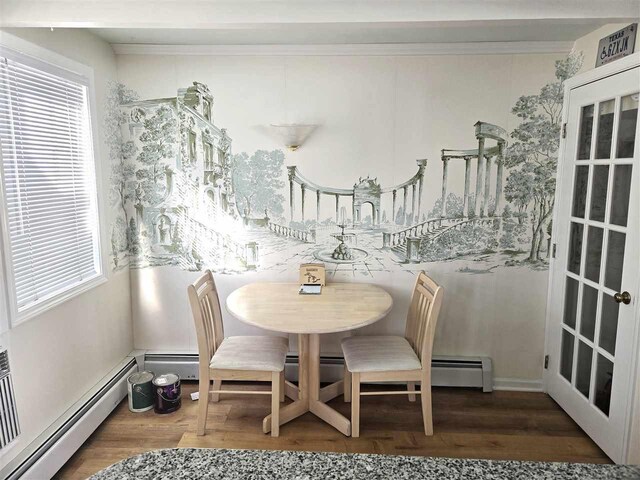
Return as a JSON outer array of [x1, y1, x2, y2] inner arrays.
[[55, 381, 610, 479]]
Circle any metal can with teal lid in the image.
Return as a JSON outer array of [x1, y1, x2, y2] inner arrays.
[[127, 371, 155, 413], [153, 373, 181, 414]]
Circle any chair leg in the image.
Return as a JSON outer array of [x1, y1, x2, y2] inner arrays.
[[344, 364, 352, 403], [351, 372, 360, 437], [408, 381, 416, 402], [421, 378, 433, 436], [271, 371, 280, 437], [280, 371, 285, 402], [210, 379, 221, 402], [197, 371, 210, 436]]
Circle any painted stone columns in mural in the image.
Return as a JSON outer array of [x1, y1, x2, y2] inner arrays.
[[440, 121, 506, 219], [440, 122, 507, 218], [287, 159, 426, 228]]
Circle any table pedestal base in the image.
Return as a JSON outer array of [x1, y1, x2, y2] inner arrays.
[[263, 333, 351, 436]]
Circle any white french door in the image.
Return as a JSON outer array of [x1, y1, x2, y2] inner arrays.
[[546, 58, 640, 464]]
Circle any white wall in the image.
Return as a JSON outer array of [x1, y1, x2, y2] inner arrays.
[[0, 28, 133, 468], [117, 51, 566, 386]]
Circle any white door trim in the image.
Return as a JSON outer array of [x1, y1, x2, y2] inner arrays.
[[543, 52, 640, 464]]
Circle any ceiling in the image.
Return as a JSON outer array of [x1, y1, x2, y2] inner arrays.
[[1, 0, 639, 46]]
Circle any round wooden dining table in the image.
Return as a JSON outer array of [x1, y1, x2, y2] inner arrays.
[[226, 282, 393, 436]]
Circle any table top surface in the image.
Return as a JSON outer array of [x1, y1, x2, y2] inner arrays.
[[226, 282, 393, 334]]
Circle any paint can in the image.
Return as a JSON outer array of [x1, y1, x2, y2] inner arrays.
[[153, 373, 181, 414], [127, 371, 155, 413]]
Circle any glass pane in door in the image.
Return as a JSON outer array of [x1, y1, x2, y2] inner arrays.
[[563, 277, 579, 328], [616, 93, 639, 158], [594, 354, 614, 416], [560, 329, 575, 382], [584, 227, 604, 282], [589, 165, 609, 221], [610, 164, 633, 226], [604, 231, 626, 291], [572, 166, 589, 218], [596, 100, 615, 159], [568, 222, 584, 275], [599, 294, 619, 355], [577, 105, 594, 160], [580, 285, 598, 341], [576, 341, 593, 398]]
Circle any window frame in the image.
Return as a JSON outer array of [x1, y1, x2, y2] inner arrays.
[[0, 40, 107, 330]]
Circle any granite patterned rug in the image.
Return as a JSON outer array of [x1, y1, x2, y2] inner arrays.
[[90, 448, 640, 480]]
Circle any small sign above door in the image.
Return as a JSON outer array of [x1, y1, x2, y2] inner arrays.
[[596, 23, 637, 67]]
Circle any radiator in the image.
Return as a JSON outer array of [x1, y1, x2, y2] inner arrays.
[[0, 349, 20, 450], [0, 357, 136, 480], [144, 353, 493, 392]]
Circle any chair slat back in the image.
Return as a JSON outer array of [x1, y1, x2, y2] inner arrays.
[[188, 270, 225, 369], [404, 271, 444, 365]]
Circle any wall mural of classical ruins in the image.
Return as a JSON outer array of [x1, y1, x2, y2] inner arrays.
[[107, 53, 583, 277]]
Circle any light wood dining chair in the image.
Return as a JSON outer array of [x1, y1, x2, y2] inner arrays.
[[342, 271, 444, 437], [188, 270, 288, 437]]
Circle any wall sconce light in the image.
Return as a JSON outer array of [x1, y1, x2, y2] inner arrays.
[[270, 124, 318, 151]]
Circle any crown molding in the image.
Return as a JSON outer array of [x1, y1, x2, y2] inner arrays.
[[112, 41, 574, 56]]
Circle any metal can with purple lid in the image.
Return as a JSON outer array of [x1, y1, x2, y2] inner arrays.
[[153, 373, 181, 414]]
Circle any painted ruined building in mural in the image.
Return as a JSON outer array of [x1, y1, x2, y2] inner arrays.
[[107, 52, 583, 277]]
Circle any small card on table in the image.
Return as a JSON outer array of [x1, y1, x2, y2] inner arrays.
[[299, 284, 322, 295]]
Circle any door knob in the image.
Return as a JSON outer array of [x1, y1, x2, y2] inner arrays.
[[614, 291, 631, 305]]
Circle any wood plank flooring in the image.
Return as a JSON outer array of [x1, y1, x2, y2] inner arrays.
[[55, 382, 610, 479]]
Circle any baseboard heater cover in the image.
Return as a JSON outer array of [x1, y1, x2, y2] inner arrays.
[[0, 352, 493, 479], [0, 358, 137, 480], [144, 353, 493, 392]]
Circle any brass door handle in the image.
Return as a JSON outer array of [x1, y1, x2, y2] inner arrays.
[[614, 291, 631, 305]]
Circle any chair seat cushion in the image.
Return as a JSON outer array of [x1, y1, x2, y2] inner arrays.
[[210, 336, 288, 372], [342, 335, 421, 373]]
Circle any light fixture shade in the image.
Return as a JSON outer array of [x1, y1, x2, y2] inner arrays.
[[270, 124, 317, 151]]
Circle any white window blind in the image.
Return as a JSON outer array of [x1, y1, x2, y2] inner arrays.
[[0, 50, 102, 319]]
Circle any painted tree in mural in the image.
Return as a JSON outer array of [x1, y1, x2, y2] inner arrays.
[[428, 193, 465, 219], [232, 149, 286, 219], [503, 170, 533, 224], [504, 52, 583, 262], [136, 105, 177, 206], [106, 82, 139, 263]]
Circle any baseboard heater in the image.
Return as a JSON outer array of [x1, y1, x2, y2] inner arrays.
[[144, 353, 493, 392], [0, 357, 137, 480]]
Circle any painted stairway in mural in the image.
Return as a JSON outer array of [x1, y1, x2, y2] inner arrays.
[[387, 217, 500, 260], [385, 121, 508, 261]]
